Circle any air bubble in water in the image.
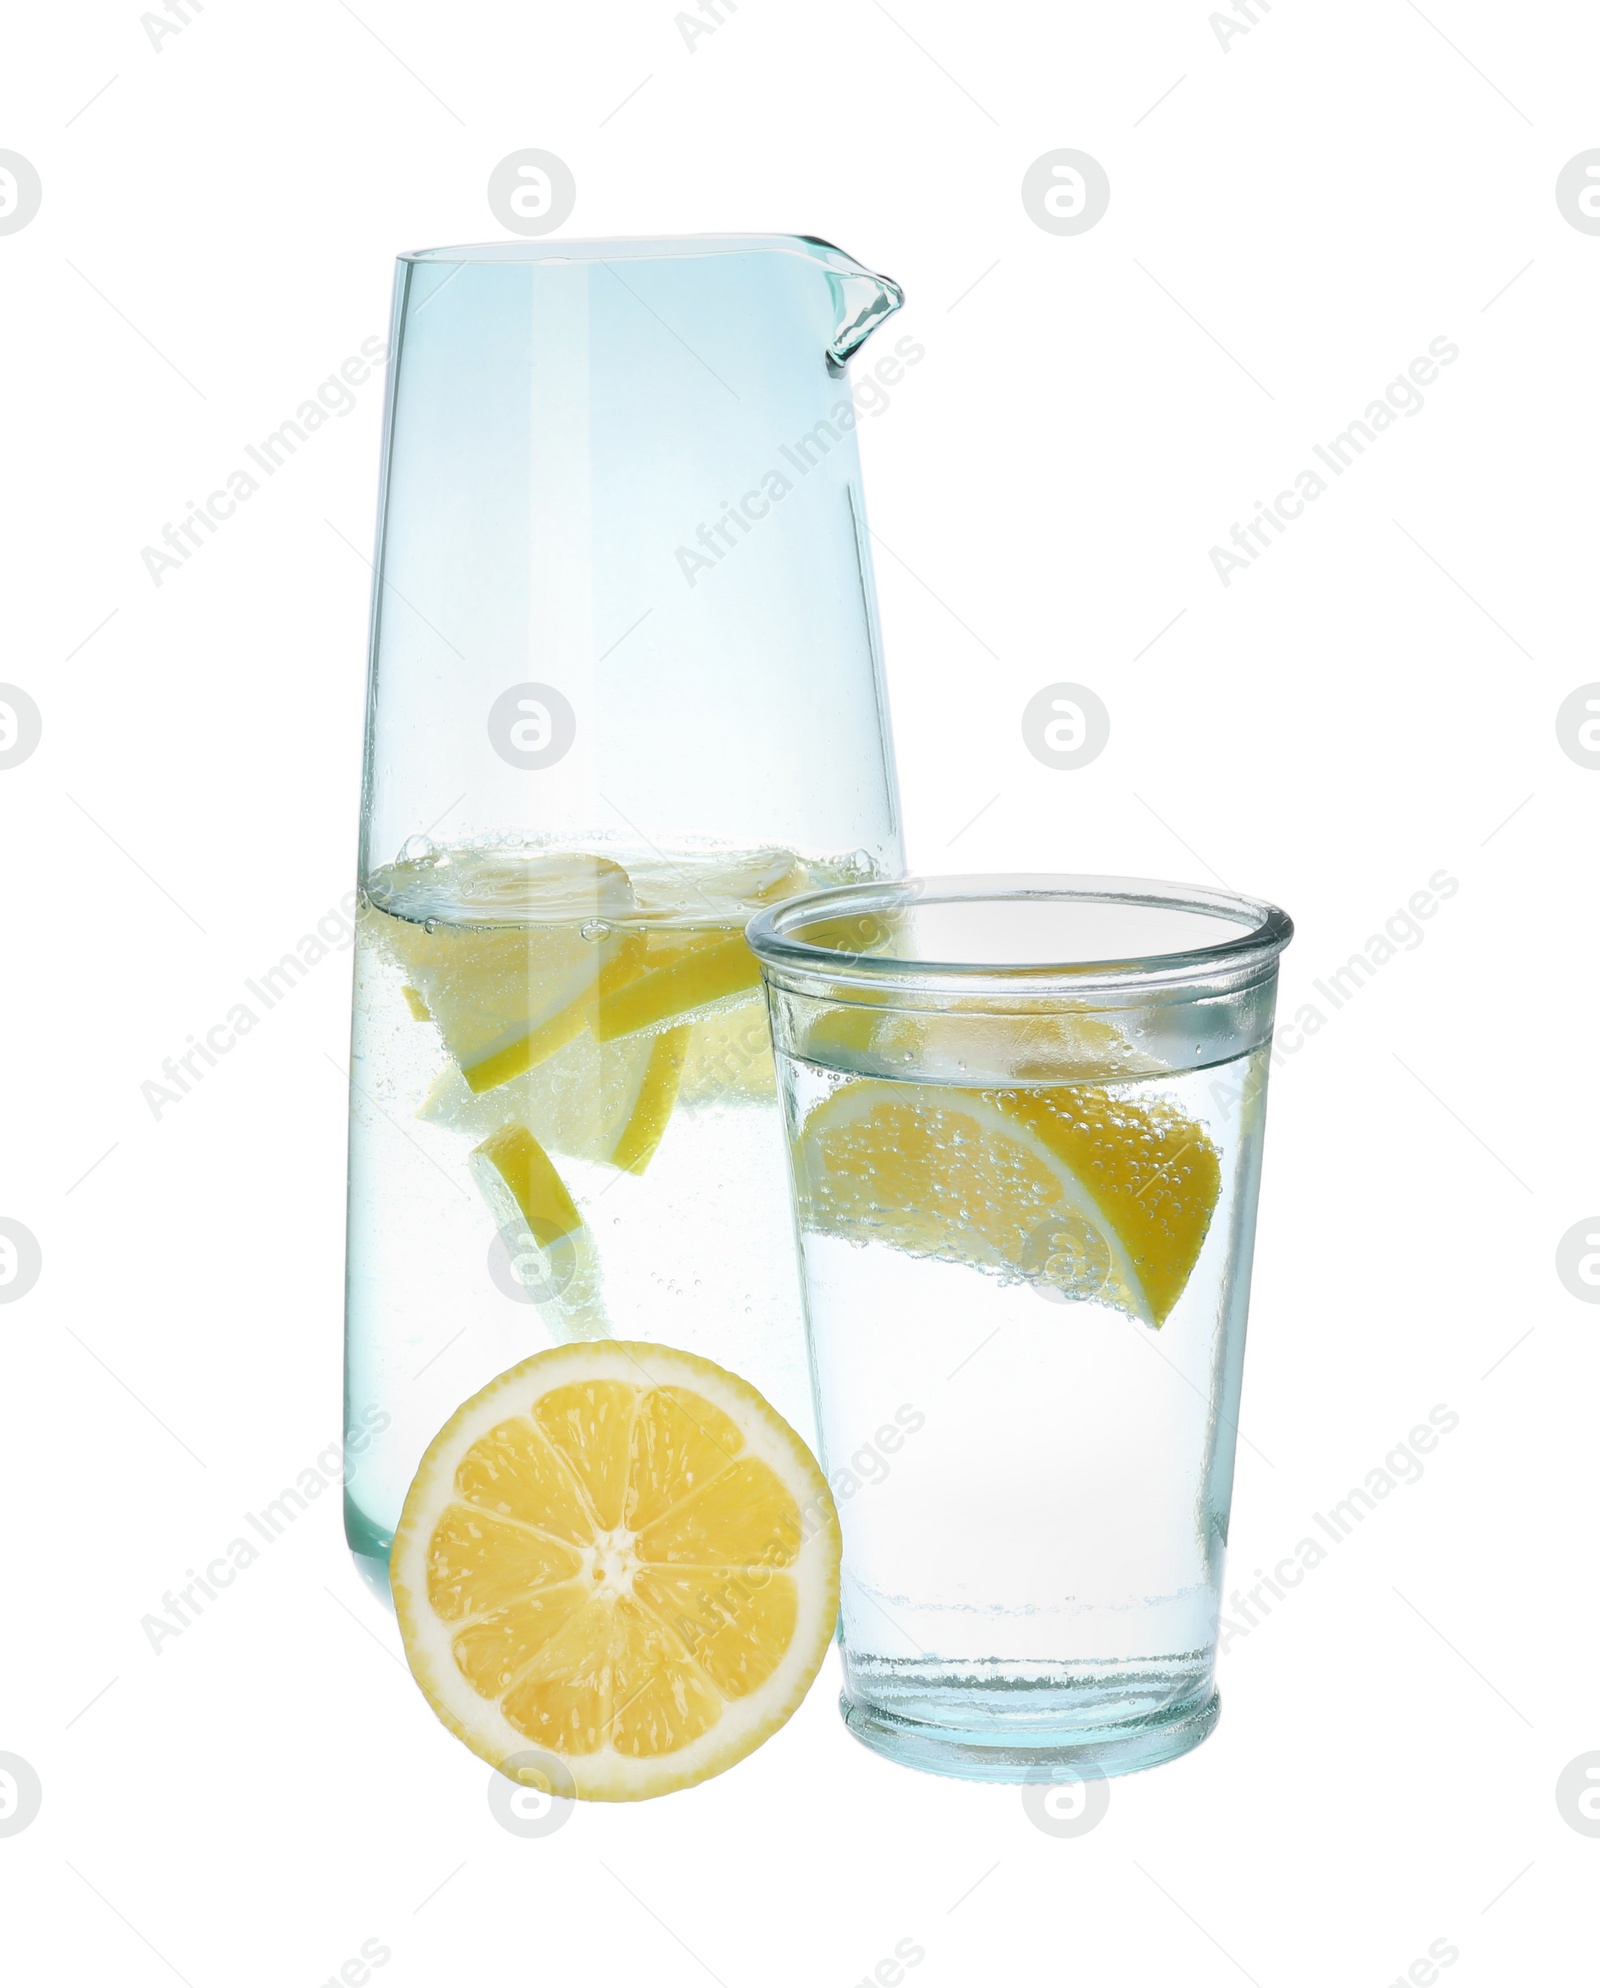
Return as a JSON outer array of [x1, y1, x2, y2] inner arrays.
[[580, 919, 610, 942]]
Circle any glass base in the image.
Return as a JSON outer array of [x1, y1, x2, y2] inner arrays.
[[350, 1549, 396, 1610], [345, 1489, 393, 1557], [345, 1493, 396, 1607], [840, 1681, 1221, 1783]]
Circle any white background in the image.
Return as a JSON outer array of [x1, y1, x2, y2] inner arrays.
[[3, 2, 1597, 1982]]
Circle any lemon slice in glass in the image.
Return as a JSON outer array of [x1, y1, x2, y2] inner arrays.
[[392, 1342, 841, 1801], [795, 1079, 1220, 1327]]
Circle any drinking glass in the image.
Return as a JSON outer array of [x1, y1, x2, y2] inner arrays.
[[747, 875, 1293, 1780], [343, 235, 908, 1576]]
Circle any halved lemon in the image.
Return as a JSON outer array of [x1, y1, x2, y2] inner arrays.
[[795, 1079, 1220, 1327], [392, 1342, 841, 1801]]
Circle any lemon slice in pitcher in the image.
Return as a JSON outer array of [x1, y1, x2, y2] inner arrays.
[[371, 853, 637, 1093], [469, 1123, 609, 1340], [588, 849, 809, 1044], [422, 1027, 690, 1173], [392, 1342, 841, 1801], [626, 848, 808, 918], [593, 928, 763, 1043]]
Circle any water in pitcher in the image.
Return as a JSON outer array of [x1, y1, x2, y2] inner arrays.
[[343, 842, 851, 1565]]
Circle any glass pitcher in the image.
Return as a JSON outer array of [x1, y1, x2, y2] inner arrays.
[[343, 233, 907, 1572]]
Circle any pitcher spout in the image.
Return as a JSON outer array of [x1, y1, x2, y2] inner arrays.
[[794, 236, 905, 371]]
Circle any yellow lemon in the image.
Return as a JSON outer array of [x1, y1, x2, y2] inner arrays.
[[468, 1123, 608, 1342], [392, 1342, 841, 1801], [375, 849, 811, 1091], [594, 928, 763, 1043], [794, 1078, 1220, 1327], [677, 998, 775, 1107], [421, 1026, 690, 1174], [801, 1004, 1164, 1087], [367, 854, 636, 1093], [627, 848, 809, 917], [469, 1122, 585, 1251]]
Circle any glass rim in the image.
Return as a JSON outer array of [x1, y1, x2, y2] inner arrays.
[[746, 872, 1293, 999], [399, 231, 879, 272]]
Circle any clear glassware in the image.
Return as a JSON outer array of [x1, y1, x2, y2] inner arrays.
[[344, 235, 908, 1575], [747, 875, 1294, 1781]]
